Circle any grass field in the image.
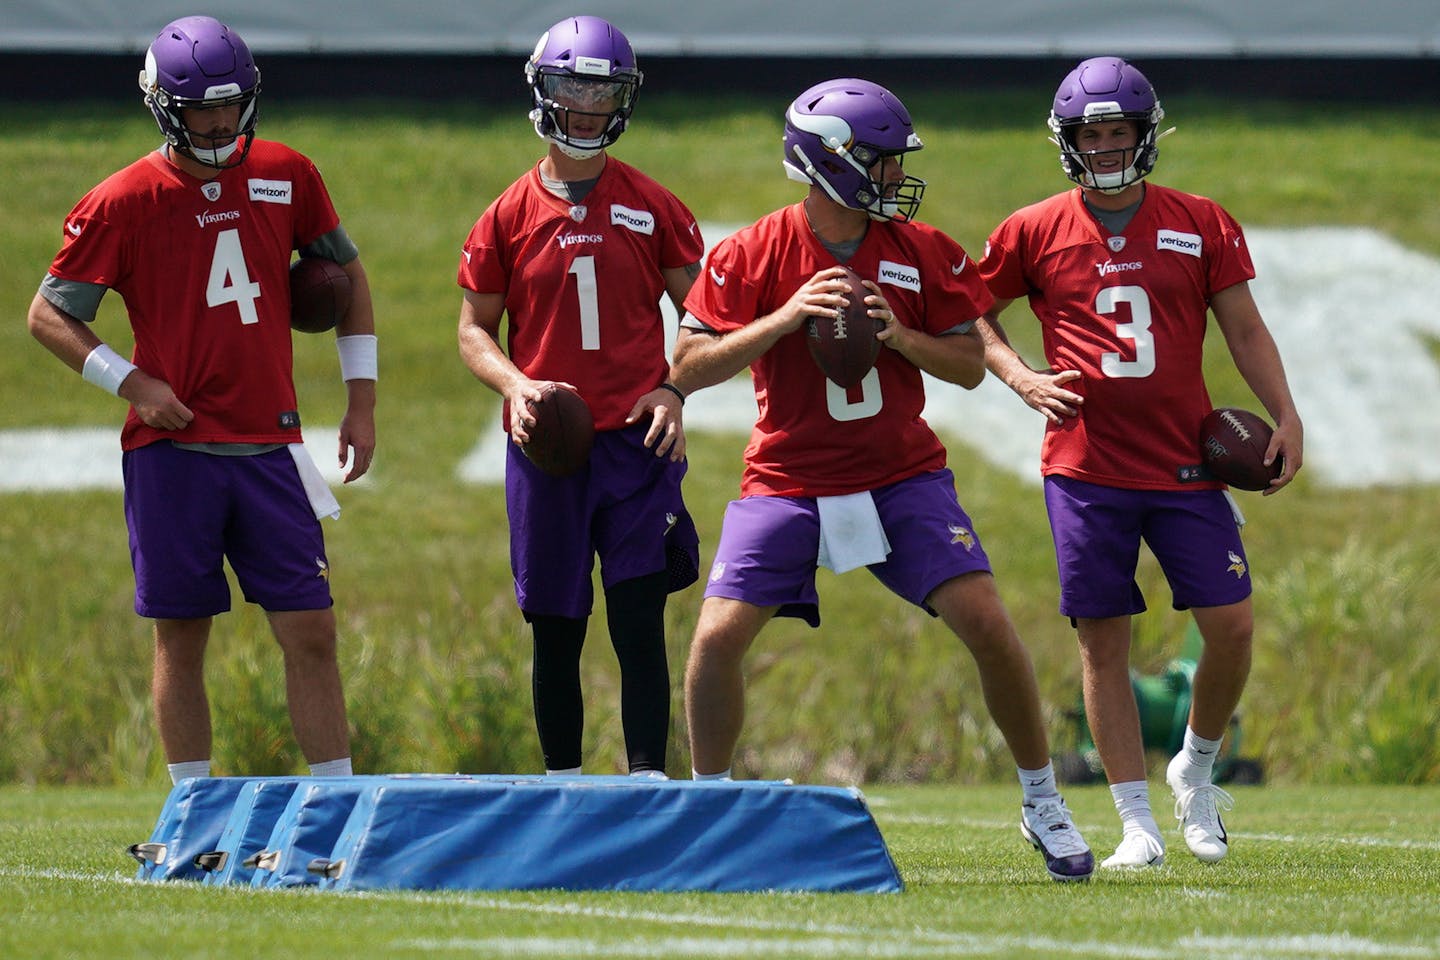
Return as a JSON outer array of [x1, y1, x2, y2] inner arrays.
[[3, 783, 1438, 959], [2, 92, 1439, 787]]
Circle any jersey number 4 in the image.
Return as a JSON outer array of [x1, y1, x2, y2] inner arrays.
[[205, 228, 263, 325]]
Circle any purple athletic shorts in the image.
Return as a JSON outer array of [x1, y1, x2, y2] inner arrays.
[[122, 442, 333, 618], [1043, 474, 1252, 619], [506, 423, 699, 619], [703, 468, 993, 627]]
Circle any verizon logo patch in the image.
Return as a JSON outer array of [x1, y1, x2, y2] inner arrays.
[[877, 259, 920, 292], [610, 204, 655, 235], [1157, 229, 1202, 257], [248, 179, 293, 204]]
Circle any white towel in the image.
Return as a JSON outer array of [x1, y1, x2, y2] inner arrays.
[[1223, 489, 1246, 528], [288, 443, 341, 520], [816, 491, 891, 574]]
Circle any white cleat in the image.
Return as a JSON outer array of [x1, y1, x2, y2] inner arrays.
[[1167, 753, 1233, 863], [1020, 796, 1095, 882], [1099, 830, 1166, 870]]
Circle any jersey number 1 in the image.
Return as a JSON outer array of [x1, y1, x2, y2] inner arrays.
[[205, 228, 262, 325], [568, 255, 601, 350]]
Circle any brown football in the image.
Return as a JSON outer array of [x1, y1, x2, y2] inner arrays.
[[806, 266, 882, 388], [521, 384, 595, 477], [289, 257, 352, 334], [1199, 407, 1282, 491]]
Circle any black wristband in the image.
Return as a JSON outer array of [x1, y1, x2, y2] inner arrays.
[[658, 382, 686, 405]]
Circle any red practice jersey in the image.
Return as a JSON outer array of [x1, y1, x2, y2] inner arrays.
[[685, 203, 993, 498], [980, 185, 1255, 490], [48, 141, 341, 451], [458, 158, 703, 431]]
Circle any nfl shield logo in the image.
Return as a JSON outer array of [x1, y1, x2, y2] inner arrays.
[[202, 182, 222, 201], [1107, 236, 1127, 252], [568, 205, 587, 222]]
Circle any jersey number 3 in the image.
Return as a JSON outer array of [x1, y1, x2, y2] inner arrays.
[[206, 228, 263, 325], [1097, 285, 1155, 378]]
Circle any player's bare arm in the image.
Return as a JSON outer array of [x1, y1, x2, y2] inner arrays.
[[1211, 281, 1304, 493], [27, 293, 195, 431], [673, 267, 853, 392], [335, 256, 377, 483], [457, 290, 573, 445], [663, 261, 702, 314], [975, 303, 1084, 424], [621, 260, 703, 461]]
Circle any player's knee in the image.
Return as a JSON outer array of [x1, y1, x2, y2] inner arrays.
[[270, 608, 338, 661], [1194, 604, 1254, 656]]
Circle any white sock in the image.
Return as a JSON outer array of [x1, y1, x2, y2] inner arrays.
[[167, 760, 211, 784], [692, 768, 732, 781], [309, 758, 352, 777], [1018, 761, 1058, 801], [546, 766, 582, 776], [1110, 780, 1160, 837], [1179, 727, 1224, 783]]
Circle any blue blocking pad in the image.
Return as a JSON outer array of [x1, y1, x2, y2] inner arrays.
[[198, 778, 303, 886], [131, 777, 259, 882], [318, 776, 902, 893], [133, 775, 902, 893]]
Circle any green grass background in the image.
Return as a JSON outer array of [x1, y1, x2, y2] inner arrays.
[[1, 92, 1438, 785]]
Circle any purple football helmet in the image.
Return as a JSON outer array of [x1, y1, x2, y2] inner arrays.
[[525, 16, 643, 159], [1048, 57, 1168, 193], [783, 78, 925, 222], [138, 16, 260, 169]]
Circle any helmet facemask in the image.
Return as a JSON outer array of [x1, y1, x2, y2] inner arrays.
[[527, 69, 640, 160], [138, 17, 260, 170], [1048, 104, 1166, 194], [782, 80, 927, 222]]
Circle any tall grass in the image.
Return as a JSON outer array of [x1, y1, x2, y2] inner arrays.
[[1, 94, 1437, 784]]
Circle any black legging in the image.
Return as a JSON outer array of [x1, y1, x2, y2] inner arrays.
[[529, 570, 670, 773]]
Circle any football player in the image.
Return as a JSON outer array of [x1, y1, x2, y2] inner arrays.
[[456, 16, 702, 777], [672, 78, 1093, 882], [976, 57, 1304, 868], [27, 16, 377, 783]]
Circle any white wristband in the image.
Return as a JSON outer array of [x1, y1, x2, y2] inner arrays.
[[81, 343, 138, 396], [336, 334, 378, 381]]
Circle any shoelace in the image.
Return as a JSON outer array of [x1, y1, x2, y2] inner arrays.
[[1172, 781, 1234, 829], [1028, 798, 1089, 856]]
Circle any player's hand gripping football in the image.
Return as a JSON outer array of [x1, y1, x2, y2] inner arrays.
[[865, 281, 905, 351], [505, 378, 572, 446], [771, 267, 855, 336], [1261, 415, 1303, 496]]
